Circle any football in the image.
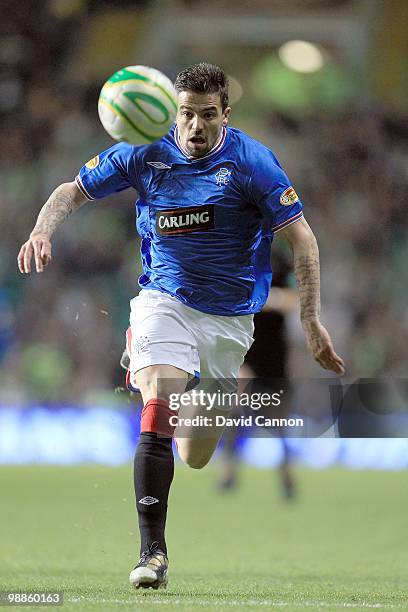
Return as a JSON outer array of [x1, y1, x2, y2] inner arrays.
[[98, 65, 177, 145]]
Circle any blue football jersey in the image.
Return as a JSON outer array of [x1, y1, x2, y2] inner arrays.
[[76, 126, 303, 315]]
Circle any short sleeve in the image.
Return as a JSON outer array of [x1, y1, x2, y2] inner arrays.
[[75, 142, 140, 200], [249, 149, 303, 233]]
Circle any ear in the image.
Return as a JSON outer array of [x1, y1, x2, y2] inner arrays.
[[222, 106, 231, 126]]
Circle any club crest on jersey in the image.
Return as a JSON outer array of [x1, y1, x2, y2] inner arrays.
[[215, 167, 231, 186], [85, 155, 99, 169], [156, 205, 214, 236], [280, 186, 299, 206]]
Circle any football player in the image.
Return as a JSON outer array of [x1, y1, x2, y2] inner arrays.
[[18, 62, 344, 590]]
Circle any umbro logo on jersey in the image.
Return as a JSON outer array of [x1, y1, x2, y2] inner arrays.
[[147, 161, 171, 170], [156, 205, 215, 236], [139, 496, 159, 505]]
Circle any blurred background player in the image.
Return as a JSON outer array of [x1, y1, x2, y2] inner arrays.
[[218, 243, 299, 498]]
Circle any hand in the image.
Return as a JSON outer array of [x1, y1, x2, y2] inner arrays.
[[17, 234, 52, 274], [303, 320, 345, 376]]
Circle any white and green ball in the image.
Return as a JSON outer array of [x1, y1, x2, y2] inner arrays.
[[98, 65, 177, 145]]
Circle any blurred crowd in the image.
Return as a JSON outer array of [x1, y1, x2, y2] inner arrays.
[[0, 1, 407, 405], [263, 106, 408, 379]]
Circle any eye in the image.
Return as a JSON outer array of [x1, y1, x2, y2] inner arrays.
[[204, 113, 216, 119], [181, 111, 193, 118]]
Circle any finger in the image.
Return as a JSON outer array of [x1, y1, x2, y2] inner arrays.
[[33, 240, 44, 273], [40, 242, 52, 266], [323, 353, 345, 376], [17, 245, 27, 273], [333, 355, 345, 371], [316, 356, 330, 371], [326, 350, 345, 375], [335, 357, 346, 375], [315, 350, 345, 376], [328, 359, 345, 375], [23, 243, 34, 274]]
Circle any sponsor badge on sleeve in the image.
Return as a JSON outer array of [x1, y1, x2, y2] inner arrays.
[[280, 186, 299, 206], [85, 155, 99, 169]]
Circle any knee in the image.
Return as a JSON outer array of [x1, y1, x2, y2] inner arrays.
[[177, 447, 210, 470], [186, 456, 210, 470], [136, 364, 188, 402]]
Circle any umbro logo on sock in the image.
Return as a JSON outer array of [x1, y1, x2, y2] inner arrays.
[[139, 496, 159, 505]]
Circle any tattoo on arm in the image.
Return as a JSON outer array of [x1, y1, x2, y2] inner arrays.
[[31, 184, 84, 239], [293, 250, 321, 324]]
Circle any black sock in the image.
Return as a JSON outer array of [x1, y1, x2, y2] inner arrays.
[[134, 431, 174, 556]]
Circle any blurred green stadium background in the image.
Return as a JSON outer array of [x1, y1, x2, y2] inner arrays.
[[1, 0, 407, 407]]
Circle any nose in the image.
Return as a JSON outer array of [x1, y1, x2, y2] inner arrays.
[[191, 114, 204, 132]]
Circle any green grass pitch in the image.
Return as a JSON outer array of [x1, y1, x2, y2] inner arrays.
[[1, 464, 407, 611]]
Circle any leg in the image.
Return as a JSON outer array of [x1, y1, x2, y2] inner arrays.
[[134, 364, 188, 554], [278, 436, 296, 500], [179, 312, 254, 471], [129, 363, 188, 590], [175, 414, 225, 470], [217, 363, 255, 489], [125, 290, 201, 588], [175, 386, 235, 469], [217, 427, 239, 489], [137, 363, 189, 403]]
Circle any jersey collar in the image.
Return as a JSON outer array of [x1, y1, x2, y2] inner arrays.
[[173, 126, 227, 162]]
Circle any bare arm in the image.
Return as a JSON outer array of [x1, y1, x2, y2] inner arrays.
[[281, 217, 321, 324], [279, 217, 345, 375], [18, 181, 88, 273]]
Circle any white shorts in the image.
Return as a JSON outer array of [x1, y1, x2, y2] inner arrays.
[[127, 289, 254, 389]]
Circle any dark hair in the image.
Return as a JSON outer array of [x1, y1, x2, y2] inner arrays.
[[174, 63, 229, 110]]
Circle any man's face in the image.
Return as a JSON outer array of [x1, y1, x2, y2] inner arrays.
[[176, 91, 230, 158]]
